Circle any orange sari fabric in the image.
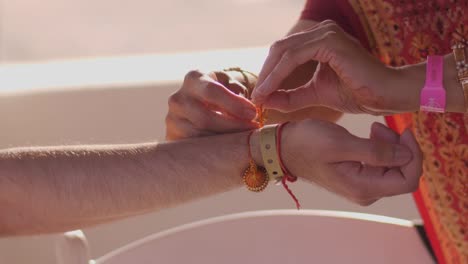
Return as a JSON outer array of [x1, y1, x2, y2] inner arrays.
[[302, 0, 468, 263]]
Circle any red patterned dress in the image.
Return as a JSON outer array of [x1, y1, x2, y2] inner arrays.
[[302, 1, 467, 263]]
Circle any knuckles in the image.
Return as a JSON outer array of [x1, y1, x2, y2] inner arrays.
[[348, 187, 379, 206], [184, 70, 204, 83], [355, 198, 378, 207], [282, 49, 300, 67], [167, 92, 183, 109], [269, 39, 288, 54], [323, 22, 341, 33]]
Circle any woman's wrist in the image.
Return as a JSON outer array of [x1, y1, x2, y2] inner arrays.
[[394, 54, 466, 113], [392, 64, 425, 112]]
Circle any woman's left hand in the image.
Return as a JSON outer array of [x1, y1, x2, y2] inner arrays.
[[251, 20, 422, 115]]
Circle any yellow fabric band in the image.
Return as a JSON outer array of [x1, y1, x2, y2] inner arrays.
[[260, 125, 284, 182]]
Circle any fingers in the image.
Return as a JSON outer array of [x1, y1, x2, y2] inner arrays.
[[331, 127, 422, 204], [253, 21, 346, 104], [169, 94, 258, 134], [256, 20, 336, 86], [211, 71, 247, 96], [332, 162, 414, 204], [370, 122, 399, 143], [187, 72, 256, 120], [340, 132, 413, 167], [253, 32, 342, 104], [165, 114, 214, 141], [166, 70, 259, 140], [398, 128, 423, 192], [263, 83, 320, 112]]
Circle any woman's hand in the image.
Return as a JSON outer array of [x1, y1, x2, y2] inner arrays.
[[276, 119, 422, 205], [252, 20, 422, 115], [166, 70, 258, 140]]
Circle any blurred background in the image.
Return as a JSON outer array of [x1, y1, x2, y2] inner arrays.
[[2, 0, 302, 63], [0, 0, 419, 263]]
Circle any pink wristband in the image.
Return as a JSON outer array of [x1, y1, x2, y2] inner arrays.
[[420, 55, 446, 112]]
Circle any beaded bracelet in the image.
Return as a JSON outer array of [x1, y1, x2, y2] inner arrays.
[[223, 67, 258, 98], [452, 41, 468, 112]]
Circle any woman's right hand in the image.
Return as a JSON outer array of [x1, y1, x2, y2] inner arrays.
[[252, 20, 422, 115], [275, 119, 422, 205]]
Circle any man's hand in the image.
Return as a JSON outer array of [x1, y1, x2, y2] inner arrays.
[[252, 20, 422, 115], [166, 70, 258, 140], [277, 119, 422, 205]]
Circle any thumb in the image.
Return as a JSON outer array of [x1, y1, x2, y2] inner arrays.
[[263, 83, 320, 112], [340, 135, 413, 167]]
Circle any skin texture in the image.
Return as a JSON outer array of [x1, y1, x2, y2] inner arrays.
[[165, 20, 342, 141], [1, 119, 421, 236], [164, 18, 423, 215], [0, 19, 428, 237]]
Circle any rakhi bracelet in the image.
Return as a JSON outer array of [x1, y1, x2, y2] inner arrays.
[[243, 123, 301, 209], [259, 123, 300, 209], [260, 125, 285, 183], [242, 130, 269, 192]]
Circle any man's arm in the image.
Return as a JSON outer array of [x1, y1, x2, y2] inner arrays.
[[0, 116, 422, 236], [0, 131, 263, 236]]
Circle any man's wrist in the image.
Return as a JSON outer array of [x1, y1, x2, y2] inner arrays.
[[250, 125, 295, 176]]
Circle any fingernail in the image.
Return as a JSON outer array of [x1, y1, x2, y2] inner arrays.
[[250, 121, 261, 128], [251, 93, 264, 105], [255, 84, 266, 95], [244, 108, 257, 119], [395, 145, 413, 163]]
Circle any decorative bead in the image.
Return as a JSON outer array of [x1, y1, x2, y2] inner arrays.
[[242, 165, 269, 192]]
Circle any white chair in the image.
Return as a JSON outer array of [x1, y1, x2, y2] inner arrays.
[[56, 210, 434, 264], [56, 230, 91, 264]]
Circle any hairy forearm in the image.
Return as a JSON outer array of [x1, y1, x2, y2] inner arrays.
[[0, 132, 260, 236]]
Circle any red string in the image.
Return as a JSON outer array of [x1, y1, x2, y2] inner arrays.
[[246, 130, 255, 161], [276, 122, 301, 209]]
